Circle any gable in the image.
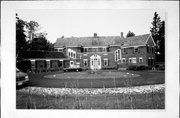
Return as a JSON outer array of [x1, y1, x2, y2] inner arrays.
[[145, 34, 156, 46]]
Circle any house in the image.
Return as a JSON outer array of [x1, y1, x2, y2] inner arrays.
[[21, 50, 70, 72], [54, 32, 156, 70]]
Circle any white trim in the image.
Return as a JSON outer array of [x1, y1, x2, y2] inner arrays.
[[114, 49, 121, 61], [139, 57, 143, 63], [27, 58, 70, 61], [70, 61, 74, 67], [83, 46, 107, 48], [132, 57, 137, 63], [90, 54, 101, 70], [145, 34, 156, 46], [121, 45, 146, 48], [83, 59, 88, 67], [122, 58, 126, 63], [103, 58, 108, 66]]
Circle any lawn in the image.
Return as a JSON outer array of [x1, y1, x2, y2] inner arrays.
[[16, 70, 165, 109], [27, 70, 164, 88]]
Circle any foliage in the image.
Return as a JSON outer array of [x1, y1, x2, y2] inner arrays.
[[16, 13, 54, 68], [29, 34, 54, 51], [126, 30, 135, 38], [26, 21, 40, 40], [16, 13, 28, 62], [150, 12, 165, 62]]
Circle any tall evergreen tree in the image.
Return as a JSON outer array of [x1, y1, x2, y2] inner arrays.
[[150, 12, 162, 44], [150, 12, 165, 62]]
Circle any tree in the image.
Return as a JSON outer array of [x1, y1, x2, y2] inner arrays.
[[126, 30, 135, 38], [26, 21, 40, 41], [16, 13, 28, 62], [150, 12, 162, 44], [150, 12, 165, 62], [29, 33, 54, 51]]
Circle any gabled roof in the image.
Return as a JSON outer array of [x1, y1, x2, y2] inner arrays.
[[120, 34, 151, 47], [54, 34, 151, 48], [21, 50, 68, 59]]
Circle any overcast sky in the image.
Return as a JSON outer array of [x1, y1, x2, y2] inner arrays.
[[17, 9, 165, 43]]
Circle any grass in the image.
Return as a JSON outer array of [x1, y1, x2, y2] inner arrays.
[[27, 70, 164, 88], [16, 90, 165, 109], [16, 70, 165, 109]]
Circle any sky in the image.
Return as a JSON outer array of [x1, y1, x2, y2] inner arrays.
[[17, 9, 165, 43]]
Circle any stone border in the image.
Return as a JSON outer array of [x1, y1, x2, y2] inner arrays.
[[18, 84, 165, 96]]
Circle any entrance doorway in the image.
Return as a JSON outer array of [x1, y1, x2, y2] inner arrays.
[[90, 54, 101, 70]]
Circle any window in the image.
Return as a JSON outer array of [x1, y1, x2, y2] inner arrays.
[[129, 58, 132, 63], [122, 58, 126, 63], [132, 58, 137, 63], [58, 48, 63, 52], [70, 61, 74, 66], [147, 45, 149, 53], [104, 59, 108, 66], [102, 47, 106, 52], [152, 47, 154, 53], [149, 47, 151, 53], [123, 48, 127, 54], [134, 47, 138, 53], [98, 58, 100, 65], [83, 59, 88, 67], [139, 57, 143, 63], [115, 49, 121, 61], [84, 48, 88, 52], [68, 49, 76, 59], [71, 52, 73, 57]]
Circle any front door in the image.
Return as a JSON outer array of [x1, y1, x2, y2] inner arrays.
[[90, 54, 101, 70]]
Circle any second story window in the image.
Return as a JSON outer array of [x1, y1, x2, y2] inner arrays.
[[84, 48, 88, 52], [147, 45, 149, 53], [134, 47, 138, 53]]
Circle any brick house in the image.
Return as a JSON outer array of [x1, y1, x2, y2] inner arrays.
[[54, 33, 156, 70], [21, 50, 70, 72]]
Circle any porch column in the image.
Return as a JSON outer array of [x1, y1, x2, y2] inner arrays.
[[30, 60, 36, 73], [46, 60, 50, 72]]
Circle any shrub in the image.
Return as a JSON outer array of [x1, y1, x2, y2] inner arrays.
[[155, 64, 165, 70], [127, 65, 148, 71], [127, 65, 137, 70], [136, 65, 148, 71]]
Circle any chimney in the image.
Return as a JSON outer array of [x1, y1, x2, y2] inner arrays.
[[94, 33, 97, 37], [121, 32, 124, 38]]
